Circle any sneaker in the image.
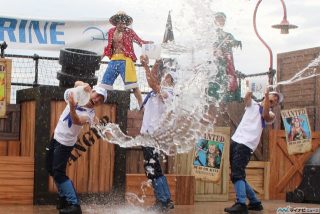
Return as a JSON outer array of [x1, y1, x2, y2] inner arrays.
[[224, 203, 248, 214], [248, 202, 263, 211], [165, 199, 174, 209], [56, 196, 68, 210], [59, 204, 82, 214]]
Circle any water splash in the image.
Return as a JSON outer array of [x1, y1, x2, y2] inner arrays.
[[90, 1, 237, 155], [269, 54, 320, 89], [92, 63, 216, 155], [126, 180, 152, 206]]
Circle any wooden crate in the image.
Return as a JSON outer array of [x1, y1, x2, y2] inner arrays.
[[126, 174, 195, 206], [269, 129, 319, 199]]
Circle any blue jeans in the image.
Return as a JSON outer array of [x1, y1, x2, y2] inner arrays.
[[142, 147, 171, 204], [230, 141, 260, 204], [45, 139, 79, 205]]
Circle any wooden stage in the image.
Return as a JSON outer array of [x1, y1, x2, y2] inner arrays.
[[0, 201, 319, 214]]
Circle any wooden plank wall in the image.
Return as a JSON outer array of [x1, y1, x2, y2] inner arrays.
[[0, 101, 35, 204], [277, 47, 320, 130], [269, 129, 319, 199], [0, 156, 34, 204], [0, 102, 35, 156], [48, 101, 117, 193], [0, 104, 20, 141]]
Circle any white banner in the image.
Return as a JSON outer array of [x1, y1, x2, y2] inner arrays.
[[0, 16, 112, 54]]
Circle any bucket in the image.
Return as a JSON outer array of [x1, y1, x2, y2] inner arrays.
[[64, 85, 90, 106], [141, 44, 161, 60]]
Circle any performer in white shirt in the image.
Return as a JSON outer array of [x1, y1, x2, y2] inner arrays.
[[46, 81, 107, 214], [140, 55, 176, 212], [225, 85, 283, 214]]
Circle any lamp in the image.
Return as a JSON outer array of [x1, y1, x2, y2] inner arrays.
[[271, 0, 298, 34]]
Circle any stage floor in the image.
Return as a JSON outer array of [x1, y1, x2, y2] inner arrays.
[[0, 200, 319, 214]]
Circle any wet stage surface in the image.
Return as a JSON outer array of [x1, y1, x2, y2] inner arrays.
[[0, 201, 319, 214]]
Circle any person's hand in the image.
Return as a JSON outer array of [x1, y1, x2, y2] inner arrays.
[[147, 41, 154, 44], [83, 83, 91, 93], [140, 54, 149, 66], [213, 49, 223, 57], [237, 41, 242, 49], [264, 85, 270, 98], [68, 92, 77, 109]]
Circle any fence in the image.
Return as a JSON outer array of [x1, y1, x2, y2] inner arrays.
[[3, 53, 273, 108]]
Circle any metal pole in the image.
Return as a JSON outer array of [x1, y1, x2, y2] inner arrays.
[[280, 0, 288, 20], [33, 54, 40, 86], [0, 41, 8, 58], [253, 0, 274, 71]]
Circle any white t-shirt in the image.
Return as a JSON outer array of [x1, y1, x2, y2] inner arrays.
[[54, 105, 95, 146], [231, 100, 264, 151], [140, 87, 173, 135]]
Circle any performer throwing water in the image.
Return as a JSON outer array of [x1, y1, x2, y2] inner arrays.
[[140, 55, 176, 212], [100, 11, 153, 108], [45, 81, 107, 214], [225, 83, 283, 214]]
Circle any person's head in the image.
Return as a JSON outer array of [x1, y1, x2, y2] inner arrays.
[[109, 11, 133, 30], [161, 70, 177, 87], [268, 91, 284, 108], [88, 86, 107, 107], [116, 21, 127, 32], [207, 141, 217, 154], [291, 116, 302, 128], [214, 12, 226, 28]]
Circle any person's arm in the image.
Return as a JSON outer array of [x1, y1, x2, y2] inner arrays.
[[68, 92, 90, 126], [244, 80, 252, 107], [262, 88, 275, 123], [226, 33, 242, 49], [74, 81, 91, 92], [244, 91, 252, 107], [140, 55, 160, 93], [103, 28, 114, 58], [129, 29, 153, 46]]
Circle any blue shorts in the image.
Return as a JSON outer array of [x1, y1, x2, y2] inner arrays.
[[101, 59, 138, 90]]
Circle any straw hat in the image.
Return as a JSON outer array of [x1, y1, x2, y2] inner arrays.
[[109, 11, 133, 26]]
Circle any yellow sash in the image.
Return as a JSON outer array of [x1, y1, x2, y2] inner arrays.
[[111, 54, 137, 82]]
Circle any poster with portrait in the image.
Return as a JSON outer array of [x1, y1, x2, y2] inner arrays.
[[0, 62, 6, 117], [192, 132, 226, 182], [281, 108, 312, 155]]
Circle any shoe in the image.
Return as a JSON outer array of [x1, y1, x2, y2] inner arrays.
[[248, 202, 263, 211], [166, 199, 174, 209], [59, 204, 82, 214], [224, 203, 248, 214], [56, 196, 68, 210]]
